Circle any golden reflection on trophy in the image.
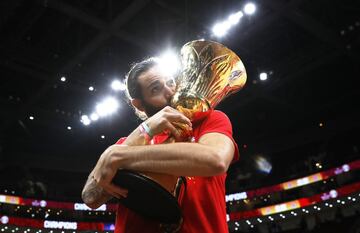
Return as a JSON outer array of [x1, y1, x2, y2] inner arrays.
[[170, 40, 247, 141]]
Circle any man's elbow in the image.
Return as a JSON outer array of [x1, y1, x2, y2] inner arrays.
[[209, 152, 230, 175], [81, 190, 101, 210], [84, 201, 101, 210]]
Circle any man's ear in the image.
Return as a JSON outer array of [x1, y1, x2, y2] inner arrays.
[[131, 98, 145, 112]]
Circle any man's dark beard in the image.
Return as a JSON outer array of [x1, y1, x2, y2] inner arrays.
[[142, 99, 171, 117]]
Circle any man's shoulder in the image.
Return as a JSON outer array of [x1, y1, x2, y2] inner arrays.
[[194, 110, 233, 135], [206, 110, 230, 122], [212, 109, 228, 117]]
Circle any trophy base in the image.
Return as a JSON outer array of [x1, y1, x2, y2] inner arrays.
[[112, 170, 182, 224]]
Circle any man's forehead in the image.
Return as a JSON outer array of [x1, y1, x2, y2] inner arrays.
[[139, 66, 171, 84]]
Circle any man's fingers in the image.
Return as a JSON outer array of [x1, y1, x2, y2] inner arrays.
[[163, 106, 176, 112], [106, 189, 122, 199], [162, 107, 191, 125], [94, 174, 128, 199], [165, 122, 182, 141], [104, 183, 128, 199], [166, 122, 178, 135], [165, 113, 192, 126], [110, 183, 128, 198]]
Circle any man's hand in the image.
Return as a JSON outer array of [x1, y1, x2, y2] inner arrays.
[[145, 106, 192, 141], [92, 145, 128, 199]]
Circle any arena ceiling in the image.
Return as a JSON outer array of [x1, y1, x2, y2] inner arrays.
[[0, 0, 359, 189]]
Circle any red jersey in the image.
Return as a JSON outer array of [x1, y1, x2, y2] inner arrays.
[[114, 110, 239, 233]]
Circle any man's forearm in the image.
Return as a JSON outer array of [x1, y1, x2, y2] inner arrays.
[[81, 125, 148, 208], [82, 172, 112, 209], [111, 138, 233, 177]]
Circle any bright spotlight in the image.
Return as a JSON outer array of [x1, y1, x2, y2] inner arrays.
[[90, 113, 99, 121], [81, 115, 91, 126], [29, 116, 34, 120], [157, 50, 180, 77], [60, 76, 66, 82], [111, 80, 126, 91], [212, 21, 231, 37], [244, 3, 256, 15], [228, 11, 244, 25], [67, 126, 72, 130], [0, 216, 9, 224], [95, 97, 119, 117], [259, 72, 268, 81], [89, 86, 94, 91]]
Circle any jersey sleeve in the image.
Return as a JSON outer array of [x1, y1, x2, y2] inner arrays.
[[197, 110, 240, 162], [115, 137, 127, 145]]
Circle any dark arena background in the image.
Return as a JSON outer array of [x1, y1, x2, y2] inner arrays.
[[1, 0, 360, 232]]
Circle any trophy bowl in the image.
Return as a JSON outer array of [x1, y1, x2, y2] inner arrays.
[[112, 40, 247, 224]]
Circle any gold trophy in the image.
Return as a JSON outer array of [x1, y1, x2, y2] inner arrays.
[[172, 40, 247, 138], [112, 40, 247, 227]]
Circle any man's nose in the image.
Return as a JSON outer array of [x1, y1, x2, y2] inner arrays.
[[164, 83, 175, 98]]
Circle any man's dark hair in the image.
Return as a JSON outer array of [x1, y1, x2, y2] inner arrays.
[[125, 57, 158, 102]]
